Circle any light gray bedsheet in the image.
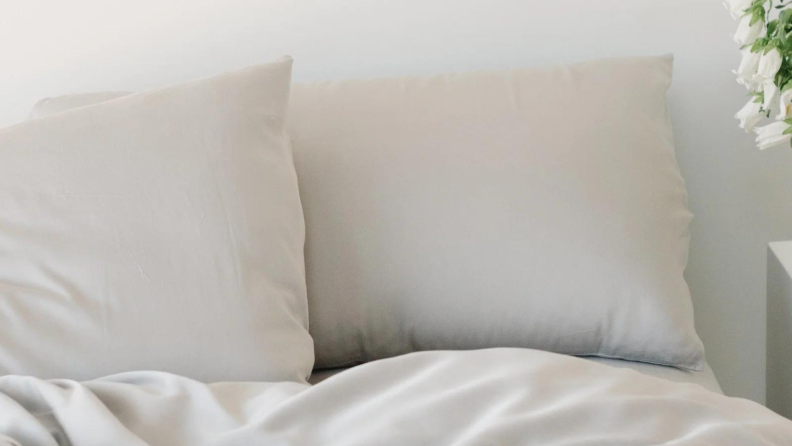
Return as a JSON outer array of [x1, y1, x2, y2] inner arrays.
[[310, 353, 723, 394]]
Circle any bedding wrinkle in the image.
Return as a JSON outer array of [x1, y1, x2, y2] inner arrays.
[[210, 162, 244, 294], [135, 264, 152, 283]]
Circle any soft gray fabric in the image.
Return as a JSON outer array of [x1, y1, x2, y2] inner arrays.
[[0, 57, 313, 383], [308, 357, 724, 394], [289, 55, 704, 370], [0, 349, 790, 446]]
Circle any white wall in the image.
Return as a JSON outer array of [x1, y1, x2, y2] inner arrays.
[[2, 0, 791, 403]]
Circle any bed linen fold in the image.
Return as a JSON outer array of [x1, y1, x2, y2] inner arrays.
[[1, 348, 790, 446]]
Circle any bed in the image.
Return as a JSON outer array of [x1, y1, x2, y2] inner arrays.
[[1, 54, 791, 445]]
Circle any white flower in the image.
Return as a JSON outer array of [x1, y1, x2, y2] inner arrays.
[[763, 80, 779, 111], [724, 0, 754, 20], [735, 99, 764, 132], [777, 88, 792, 120], [734, 14, 766, 46], [755, 121, 792, 150], [734, 48, 762, 89], [754, 48, 783, 85]]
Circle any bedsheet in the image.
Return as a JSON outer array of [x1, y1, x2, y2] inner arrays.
[[309, 355, 724, 393], [1, 348, 790, 446]]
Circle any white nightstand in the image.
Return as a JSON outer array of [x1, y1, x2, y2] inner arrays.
[[768, 242, 792, 418]]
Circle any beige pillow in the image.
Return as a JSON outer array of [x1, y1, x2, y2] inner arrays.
[[1, 57, 313, 382]]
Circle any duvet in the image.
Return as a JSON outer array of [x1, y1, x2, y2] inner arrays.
[[1, 349, 790, 446]]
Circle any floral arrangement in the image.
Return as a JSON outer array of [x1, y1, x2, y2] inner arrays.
[[728, 0, 792, 149]]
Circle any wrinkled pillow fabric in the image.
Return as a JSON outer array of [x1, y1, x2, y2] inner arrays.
[[28, 91, 130, 120], [1, 57, 313, 383]]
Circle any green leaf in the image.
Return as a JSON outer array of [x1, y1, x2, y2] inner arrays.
[[769, 19, 780, 35], [750, 5, 767, 25], [782, 126, 792, 135], [751, 37, 770, 52]]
